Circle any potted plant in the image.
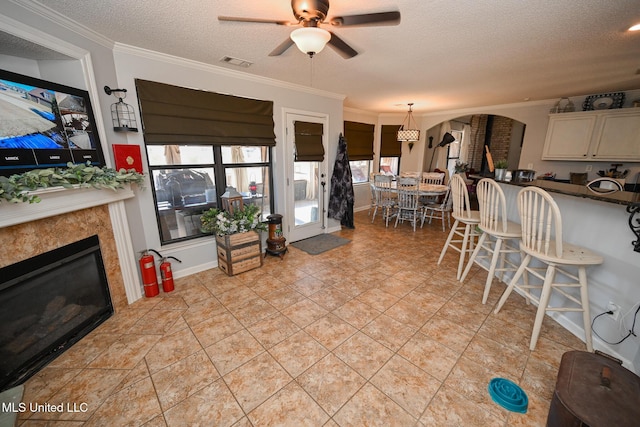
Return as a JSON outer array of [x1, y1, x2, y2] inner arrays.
[[200, 203, 266, 236], [200, 204, 267, 275], [494, 159, 509, 181], [454, 161, 469, 174]]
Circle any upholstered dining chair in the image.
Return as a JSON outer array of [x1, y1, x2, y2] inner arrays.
[[394, 176, 421, 231], [459, 178, 522, 304], [437, 173, 480, 279], [494, 186, 603, 351]]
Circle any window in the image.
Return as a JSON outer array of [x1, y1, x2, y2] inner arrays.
[[446, 130, 464, 178], [147, 144, 272, 244], [379, 157, 399, 175], [379, 124, 401, 176], [135, 79, 276, 245], [344, 121, 374, 184], [349, 160, 371, 183]]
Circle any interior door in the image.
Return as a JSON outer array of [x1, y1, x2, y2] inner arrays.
[[285, 112, 328, 242]]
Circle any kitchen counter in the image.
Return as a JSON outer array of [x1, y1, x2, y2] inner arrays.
[[498, 179, 640, 205], [494, 182, 640, 373]]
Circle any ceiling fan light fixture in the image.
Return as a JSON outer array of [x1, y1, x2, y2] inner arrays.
[[290, 27, 331, 57], [397, 103, 420, 142]]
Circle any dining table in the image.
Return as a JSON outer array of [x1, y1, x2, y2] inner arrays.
[[390, 182, 449, 197]]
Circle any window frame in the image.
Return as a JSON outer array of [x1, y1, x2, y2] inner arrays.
[[146, 143, 274, 245]]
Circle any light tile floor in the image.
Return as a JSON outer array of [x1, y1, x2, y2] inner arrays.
[[18, 210, 587, 426]]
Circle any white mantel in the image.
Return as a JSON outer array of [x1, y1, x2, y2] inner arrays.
[[0, 185, 143, 304]]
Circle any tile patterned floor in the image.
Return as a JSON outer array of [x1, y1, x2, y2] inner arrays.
[[17, 210, 588, 426]]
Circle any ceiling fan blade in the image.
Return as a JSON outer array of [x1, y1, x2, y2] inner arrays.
[[329, 11, 401, 27], [269, 38, 295, 56], [218, 16, 293, 26], [327, 32, 358, 59]]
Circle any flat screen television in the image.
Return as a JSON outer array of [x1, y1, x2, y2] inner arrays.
[[0, 69, 106, 177]]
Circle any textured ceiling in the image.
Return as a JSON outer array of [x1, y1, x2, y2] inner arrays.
[[7, 0, 640, 113]]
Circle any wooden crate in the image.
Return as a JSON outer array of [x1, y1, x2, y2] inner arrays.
[[215, 232, 262, 276]]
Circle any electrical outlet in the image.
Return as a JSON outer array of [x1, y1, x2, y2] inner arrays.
[[607, 301, 621, 321], [527, 163, 533, 170], [586, 165, 592, 172]]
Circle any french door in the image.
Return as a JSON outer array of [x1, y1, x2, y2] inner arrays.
[[285, 111, 328, 242]]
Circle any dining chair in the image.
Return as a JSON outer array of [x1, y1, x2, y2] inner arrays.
[[437, 174, 480, 279], [394, 176, 421, 231], [371, 174, 396, 227], [494, 186, 603, 351], [420, 172, 446, 204], [459, 178, 522, 304], [421, 186, 452, 232], [368, 181, 376, 217], [421, 172, 445, 185], [400, 171, 420, 178]]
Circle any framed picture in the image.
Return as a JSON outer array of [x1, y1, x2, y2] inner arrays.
[[582, 92, 625, 111]]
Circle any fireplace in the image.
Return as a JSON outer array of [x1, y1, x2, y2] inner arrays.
[[0, 235, 113, 391]]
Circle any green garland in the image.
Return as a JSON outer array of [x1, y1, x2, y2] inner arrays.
[[0, 162, 145, 204]]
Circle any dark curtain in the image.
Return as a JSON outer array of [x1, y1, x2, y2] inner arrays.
[[135, 79, 276, 146], [294, 121, 324, 161], [328, 133, 355, 228], [380, 124, 402, 157], [344, 121, 374, 160]]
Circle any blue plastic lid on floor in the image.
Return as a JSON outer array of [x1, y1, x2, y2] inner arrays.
[[488, 378, 528, 413]]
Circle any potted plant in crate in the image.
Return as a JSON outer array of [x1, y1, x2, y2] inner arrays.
[[200, 204, 267, 275], [494, 159, 509, 181]]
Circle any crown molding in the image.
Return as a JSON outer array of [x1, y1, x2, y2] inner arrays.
[[9, 0, 114, 50], [113, 42, 345, 101]]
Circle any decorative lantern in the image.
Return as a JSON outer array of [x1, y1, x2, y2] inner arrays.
[[221, 186, 244, 213], [104, 86, 138, 132]]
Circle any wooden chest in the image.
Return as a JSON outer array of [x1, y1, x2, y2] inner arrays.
[[547, 351, 640, 427], [215, 232, 262, 276]]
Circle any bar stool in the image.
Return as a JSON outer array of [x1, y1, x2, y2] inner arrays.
[[437, 174, 480, 279], [459, 178, 522, 304], [494, 186, 603, 351]]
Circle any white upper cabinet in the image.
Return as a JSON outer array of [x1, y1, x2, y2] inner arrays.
[[542, 109, 640, 161]]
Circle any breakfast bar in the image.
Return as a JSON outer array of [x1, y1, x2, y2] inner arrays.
[[494, 179, 640, 369]]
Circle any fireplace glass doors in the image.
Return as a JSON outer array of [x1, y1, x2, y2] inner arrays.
[[0, 235, 113, 391]]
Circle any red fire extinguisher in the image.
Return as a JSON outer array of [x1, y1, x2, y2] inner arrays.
[[159, 256, 182, 293], [139, 249, 162, 298]]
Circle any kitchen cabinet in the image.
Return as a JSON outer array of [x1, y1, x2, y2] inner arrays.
[[542, 109, 640, 161]]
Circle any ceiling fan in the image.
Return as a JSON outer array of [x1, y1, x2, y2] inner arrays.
[[218, 0, 401, 59]]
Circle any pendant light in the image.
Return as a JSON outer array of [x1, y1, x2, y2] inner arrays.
[[397, 103, 420, 142]]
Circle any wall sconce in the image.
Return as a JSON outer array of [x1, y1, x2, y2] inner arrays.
[[104, 86, 138, 132]]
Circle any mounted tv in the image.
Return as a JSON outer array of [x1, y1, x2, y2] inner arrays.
[[0, 69, 106, 177]]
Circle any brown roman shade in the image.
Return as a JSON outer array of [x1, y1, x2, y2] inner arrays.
[[380, 124, 402, 157], [135, 79, 276, 146], [294, 121, 324, 161], [344, 121, 374, 161]]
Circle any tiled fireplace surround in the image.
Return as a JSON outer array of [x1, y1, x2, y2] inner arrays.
[[0, 186, 141, 312]]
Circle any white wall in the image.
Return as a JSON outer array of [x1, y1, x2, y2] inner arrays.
[[0, 2, 345, 284], [110, 47, 345, 277]]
